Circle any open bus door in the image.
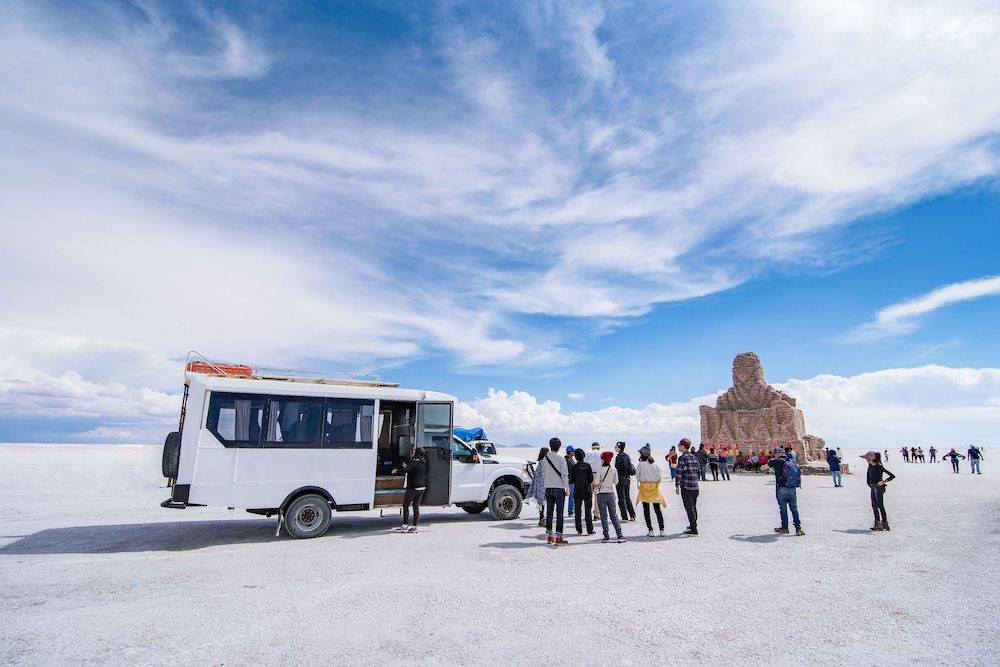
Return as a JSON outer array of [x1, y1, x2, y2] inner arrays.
[[416, 402, 453, 505]]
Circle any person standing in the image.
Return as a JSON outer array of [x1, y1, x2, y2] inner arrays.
[[543, 438, 570, 545], [675, 438, 700, 535], [718, 447, 731, 481], [928, 446, 938, 463], [564, 446, 577, 516], [900, 447, 910, 463], [614, 442, 637, 522], [636, 444, 666, 537], [967, 445, 984, 474], [862, 451, 895, 531], [594, 451, 627, 543], [943, 448, 965, 473], [827, 446, 843, 487], [666, 446, 679, 480], [769, 447, 804, 536], [696, 444, 709, 481], [586, 442, 603, 520], [571, 449, 595, 535], [883, 449, 890, 462], [708, 448, 720, 481], [391, 448, 427, 533], [917, 447, 925, 463], [910, 446, 917, 462], [528, 447, 548, 527]]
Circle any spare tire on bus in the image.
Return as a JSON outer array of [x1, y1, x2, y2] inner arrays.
[[161, 431, 181, 478], [488, 484, 522, 520]]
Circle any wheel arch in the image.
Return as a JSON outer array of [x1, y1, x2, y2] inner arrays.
[[280, 486, 336, 513], [490, 473, 525, 496]]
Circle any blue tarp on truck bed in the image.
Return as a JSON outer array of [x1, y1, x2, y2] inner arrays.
[[453, 426, 487, 442]]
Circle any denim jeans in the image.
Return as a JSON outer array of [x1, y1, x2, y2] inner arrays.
[[544, 488, 566, 536], [718, 460, 730, 480], [596, 492, 623, 540], [669, 467, 677, 480], [776, 486, 800, 529], [698, 463, 707, 481], [568, 484, 575, 515], [830, 467, 842, 486], [971, 459, 981, 474]]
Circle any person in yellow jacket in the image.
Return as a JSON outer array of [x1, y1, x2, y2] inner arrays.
[[636, 444, 666, 537]]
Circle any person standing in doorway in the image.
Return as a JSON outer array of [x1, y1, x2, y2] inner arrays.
[[928, 446, 938, 463], [827, 446, 843, 487], [943, 448, 965, 473], [594, 451, 626, 543], [543, 438, 570, 545], [770, 447, 804, 536], [862, 451, 895, 531], [528, 447, 548, 527], [391, 447, 427, 533], [675, 438, 700, 535], [614, 442, 637, 522], [636, 444, 666, 537], [967, 445, 984, 474], [571, 449, 595, 535]]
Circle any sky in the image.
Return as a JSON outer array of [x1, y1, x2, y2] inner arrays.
[[1, 0, 998, 448]]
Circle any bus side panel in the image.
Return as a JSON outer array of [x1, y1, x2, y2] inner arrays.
[[175, 388, 207, 485], [233, 449, 373, 505]]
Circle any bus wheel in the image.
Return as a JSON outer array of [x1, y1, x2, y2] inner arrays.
[[461, 503, 487, 514], [284, 494, 332, 539], [488, 485, 522, 520]]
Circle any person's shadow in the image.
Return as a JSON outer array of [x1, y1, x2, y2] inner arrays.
[[729, 533, 781, 544], [833, 528, 874, 535]]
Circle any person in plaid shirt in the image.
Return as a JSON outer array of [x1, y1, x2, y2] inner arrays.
[[674, 438, 700, 535]]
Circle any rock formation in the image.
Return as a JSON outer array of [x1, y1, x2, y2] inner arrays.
[[700, 353, 827, 462]]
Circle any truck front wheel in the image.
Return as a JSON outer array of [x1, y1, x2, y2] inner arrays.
[[284, 494, 332, 539], [488, 484, 522, 520]]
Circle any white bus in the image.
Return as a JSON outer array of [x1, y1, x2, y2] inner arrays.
[[161, 360, 530, 538]]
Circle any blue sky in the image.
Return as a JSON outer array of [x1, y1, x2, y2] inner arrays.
[[1, 0, 998, 446]]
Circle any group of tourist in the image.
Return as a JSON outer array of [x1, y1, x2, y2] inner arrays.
[[900, 445, 984, 473]]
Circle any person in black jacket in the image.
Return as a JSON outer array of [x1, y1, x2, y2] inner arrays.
[[614, 442, 637, 521], [696, 444, 709, 481], [392, 448, 427, 533], [827, 447, 843, 487], [861, 451, 895, 531], [571, 449, 595, 535]]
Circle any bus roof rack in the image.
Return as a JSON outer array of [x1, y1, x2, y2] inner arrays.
[[184, 351, 399, 387]]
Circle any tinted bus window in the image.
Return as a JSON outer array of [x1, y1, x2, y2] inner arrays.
[[264, 396, 325, 448], [324, 399, 375, 448], [206, 393, 266, 447]]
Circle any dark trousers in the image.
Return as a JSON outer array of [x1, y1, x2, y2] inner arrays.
[[710, 462, 719, 481], [574, 496, 594, 533], [870, 484, 887, 523], [681, 488, 699, 531], [642, 502, 664, 531], [616, 479, 635, 520], [402, 488, 425, 526], [545, 488, 566, 535]]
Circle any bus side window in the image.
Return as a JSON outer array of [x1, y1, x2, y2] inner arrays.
[[264, 397, 324, 448], [323, 399, 375, 449], [206, 392, 266, 447]]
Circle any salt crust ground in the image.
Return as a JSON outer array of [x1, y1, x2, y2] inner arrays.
[[0, 445, 997, 666]]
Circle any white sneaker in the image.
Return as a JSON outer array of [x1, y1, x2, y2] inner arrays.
[[659, 529, 666, 537], [394, 526, 408, 532], [406, 526, 418, 533], [646, 530, 653, 537]]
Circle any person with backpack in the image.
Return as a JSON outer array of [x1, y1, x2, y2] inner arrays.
[[594, 451, 627, 543], [636, 444, 666, 537], [614, 442, 637, 522], [528, 447, 549, 527], [769, 446, 804, 536], [390, 448, 427, 533], [967, 445, 984, 474], [943, 448, 965, 473], [674, 438, 700, 535], [862, 451, 895, 531], [570, 449, 595, 535], [827, 446, 843, 487], [543, 437, 570, 545]]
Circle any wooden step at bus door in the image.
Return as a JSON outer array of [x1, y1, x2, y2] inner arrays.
[[374, 476, 405, 507]]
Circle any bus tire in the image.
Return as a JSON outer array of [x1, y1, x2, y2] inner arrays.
[[161, 431, 181, 478], [488, 484, 522, 520], [284, 494, 332, 539], [461, 503, 487, 514]]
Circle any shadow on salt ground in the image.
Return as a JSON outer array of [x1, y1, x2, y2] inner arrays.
[[833, 529, 875, 535], [0, 513, 494, 554], [729, 533, 781, 544]]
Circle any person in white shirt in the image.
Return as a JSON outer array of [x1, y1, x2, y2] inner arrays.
[[594, 451, 626, 543], [585, 442, 603, 520]]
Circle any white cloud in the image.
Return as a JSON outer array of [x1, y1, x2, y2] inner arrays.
[[567, 392, 586, 400], [847, 275, 1000, 340], [460, 366, 1000, 450]]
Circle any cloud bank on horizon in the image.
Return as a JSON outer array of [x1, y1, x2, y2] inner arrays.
[[1, 1, 999, 444]]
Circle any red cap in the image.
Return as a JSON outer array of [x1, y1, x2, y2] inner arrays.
[[601, 451, 614, 463]]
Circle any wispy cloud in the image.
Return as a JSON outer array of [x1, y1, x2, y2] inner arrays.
[[847, 275, 1000, 340]]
